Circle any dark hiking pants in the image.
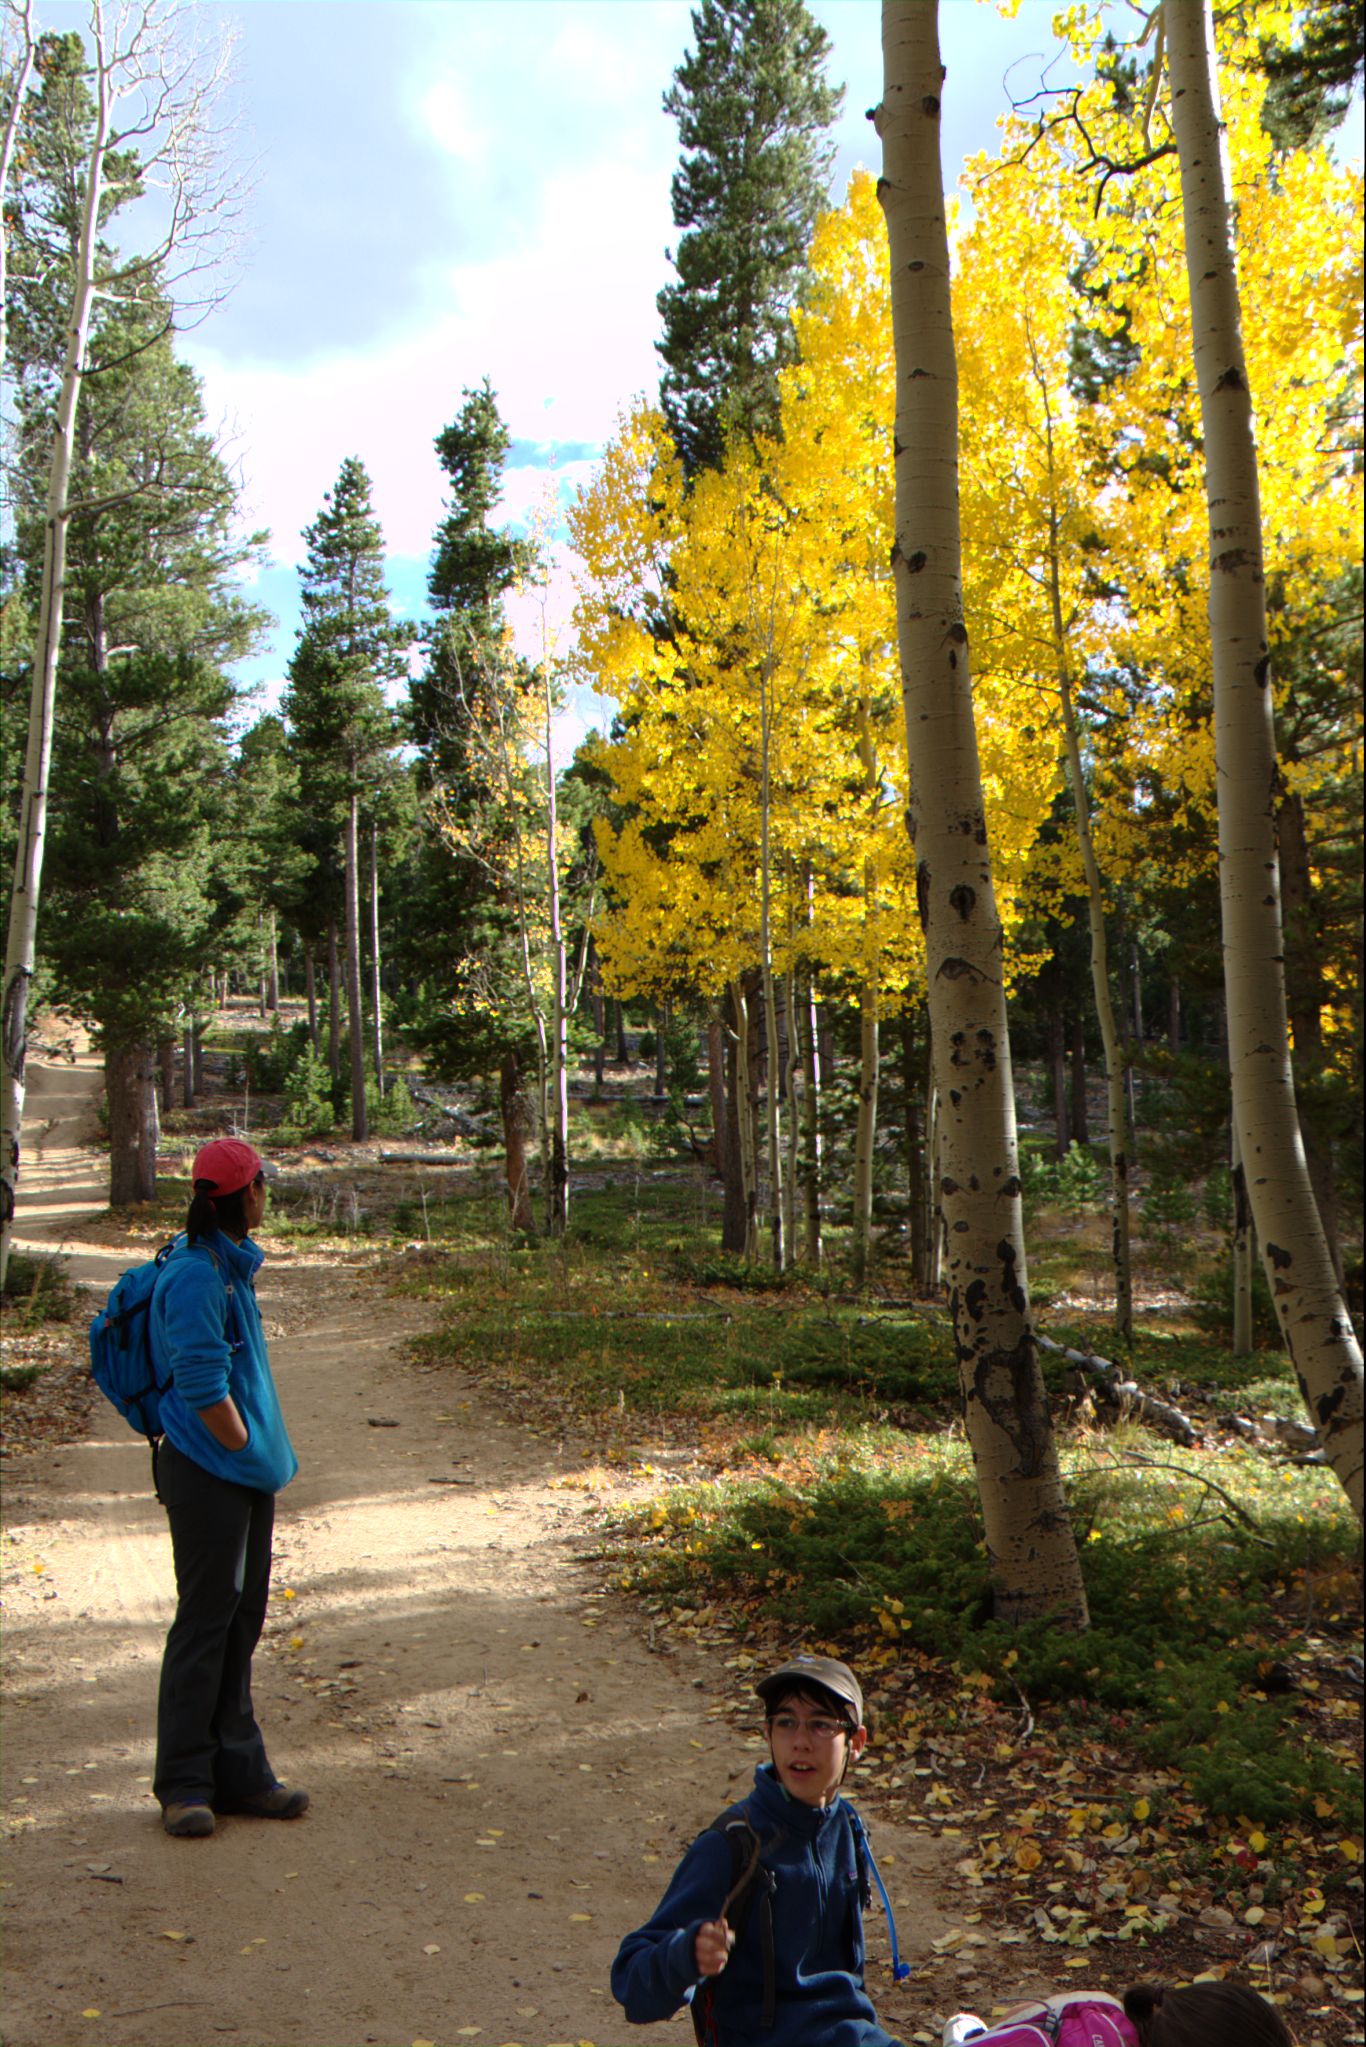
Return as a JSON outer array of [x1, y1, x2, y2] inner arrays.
[[153, 1438, 277, 1807]]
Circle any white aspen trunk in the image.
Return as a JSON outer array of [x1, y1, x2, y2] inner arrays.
[[759, 669, 784, 1271], [879, 0, 1088, 1625], [500, 1052, 534, 1233], [546, 699, 569, 1237], [0, 3, 35, 375], [158, 1037, 176, 1115], [182, 1018, 196, 1109], [852, 984, 879, 1285], [1232, 1116, 1254, 1356], [782, 967, 801, 1260], [592, 947, 607, 1098], [731, 976, 760, 1262], [1052, 610, 1134, 1342], [0, 50, 109, 1284], [707, 1012, 729, 1180], [344, 787, 368, 1141], [927, 1075, 944, 1293], [851, 699, 882, 1287], [1166, 0, 1362, 1515], [266, 908, 280, 1012], [802, 968, 824, 1267], [368, 819, 384, 1097]]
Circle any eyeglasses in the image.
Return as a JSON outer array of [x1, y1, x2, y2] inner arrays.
[[769, 1713, 852, 1742]]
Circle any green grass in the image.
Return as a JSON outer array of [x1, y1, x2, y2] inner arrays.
[[1, 1251, 84, 1332], [610, 1441, 1360, 1827], [391, 1174, 1360, 1833]]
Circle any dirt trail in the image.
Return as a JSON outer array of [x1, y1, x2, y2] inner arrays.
[[1, 1051, 957, 2047]]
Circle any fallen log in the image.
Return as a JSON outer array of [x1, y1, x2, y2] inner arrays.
[[1034, 1333, 1199, 1446]]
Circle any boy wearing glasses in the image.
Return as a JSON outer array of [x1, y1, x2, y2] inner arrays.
[[612, 1654, 907, 2046]]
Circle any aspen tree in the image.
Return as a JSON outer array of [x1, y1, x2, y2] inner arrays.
[[1, 3, 242, 1276], [878, 0, 1087, 1625], [1164, 0, 1363, 1515]]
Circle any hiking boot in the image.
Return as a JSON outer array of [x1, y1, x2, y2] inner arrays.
[[162, 1800, 215, 1838], [219, 1783, 309, 1820]]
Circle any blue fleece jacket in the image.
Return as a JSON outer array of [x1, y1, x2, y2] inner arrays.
[[612, 1764, 904, 2046], [150, 1231, 297, 1494]]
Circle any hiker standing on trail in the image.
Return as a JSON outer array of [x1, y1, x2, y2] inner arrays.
[[149, 1137, 307, 1840], [612, 1654, 909, 2046]]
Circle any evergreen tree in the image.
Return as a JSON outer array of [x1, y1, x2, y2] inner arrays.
[[656, 0, 843, 477], [408, 379, 534, 793], [396, 381, 537, 1034], [283, 457, 406, 1140], [31, 306, 267, 1201], [1260, 0, 1365, 150]]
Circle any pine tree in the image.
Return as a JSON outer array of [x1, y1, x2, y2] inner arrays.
[[283, 458, 406, 1142], [657, 0, 843, 477], [31, 309, 267, 1202], [396, 380, 540, 1083]]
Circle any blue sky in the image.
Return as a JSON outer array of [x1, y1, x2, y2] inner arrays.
[[49, 0, 1086, 740]]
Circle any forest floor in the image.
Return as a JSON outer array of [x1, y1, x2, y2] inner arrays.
[[1, 1018, 1361, 2047]]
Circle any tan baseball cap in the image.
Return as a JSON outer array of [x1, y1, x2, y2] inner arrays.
[[756, 1655, 863, 1725]]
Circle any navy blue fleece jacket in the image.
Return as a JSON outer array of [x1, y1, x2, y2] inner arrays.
[[150, 1231, 297, 1493], [611, 1763, 904, 2046]]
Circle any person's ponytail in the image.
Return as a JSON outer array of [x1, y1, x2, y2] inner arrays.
[[186, 1180, 219, 1245]]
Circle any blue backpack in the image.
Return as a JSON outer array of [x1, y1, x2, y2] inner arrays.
[[89, 1239, 235, 1445], [88, 1241, 179, 1441]]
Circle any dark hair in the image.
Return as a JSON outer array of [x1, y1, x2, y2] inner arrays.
[[187, 1176, 254, 1245], [765, 1682, 857, 1732], [1124, 1982, 1293, 2047]]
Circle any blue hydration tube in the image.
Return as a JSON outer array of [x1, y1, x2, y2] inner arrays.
[[853, 1814, 911, 1983]]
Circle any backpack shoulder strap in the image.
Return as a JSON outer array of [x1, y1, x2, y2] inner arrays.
[[702, 1805, 778, 2031]]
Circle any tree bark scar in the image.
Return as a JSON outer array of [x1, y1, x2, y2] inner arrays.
[[906, 549, 927, 572], [937, 956, 979, 981], [949, 884, 976, 921], [1266, 1242, 1292, 1269], [942, 1175, 960, 1195], [972, 1343, 1049, 1477], [890, 538, 904, 569], [1212, 547, 1255, 573], [908, 259, 924, 272], [1214, 365, 1246, 392], [996, 1237, 1027, 1314], [921, 95, 940, 116], [1254, 655, 1271, 688], [1001, 1175, 1021, 1199], [915, 857, 930, 924]]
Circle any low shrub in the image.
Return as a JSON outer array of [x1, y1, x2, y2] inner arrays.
[[616, 1449, 1360, 1826]]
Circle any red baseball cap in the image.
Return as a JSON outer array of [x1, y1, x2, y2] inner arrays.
[[191, 1138, 276, 1197]]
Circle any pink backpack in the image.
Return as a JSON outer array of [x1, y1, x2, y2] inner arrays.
[[970, 2001, 1138, 2047]]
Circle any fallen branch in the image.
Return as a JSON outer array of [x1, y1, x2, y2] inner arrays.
[[1035, 1333, 1198, 1446], [406, 1085, 493, 1140]]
